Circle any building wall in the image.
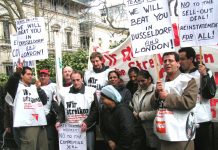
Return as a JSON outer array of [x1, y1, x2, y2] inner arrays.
[[0, 0, 83, 74], [0, 0, 129, 74]]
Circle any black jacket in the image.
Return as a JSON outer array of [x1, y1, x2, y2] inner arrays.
[[126, 81, 138, 96], [114, 80, 132, 106], [101, 104, 136, 150], [188, 67, 216, 99]]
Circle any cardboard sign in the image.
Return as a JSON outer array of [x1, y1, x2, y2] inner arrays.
[[59, 123, 86, 150], [178, 0, 218, 46], [10, 34, 34, 68], [126, 0, 175, 57], [15, 17, 48, 61]]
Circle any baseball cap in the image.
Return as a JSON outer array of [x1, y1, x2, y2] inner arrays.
[[39, 69, 50, 75]]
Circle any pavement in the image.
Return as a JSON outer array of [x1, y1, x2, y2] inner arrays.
[[1, 123, 218, 150]]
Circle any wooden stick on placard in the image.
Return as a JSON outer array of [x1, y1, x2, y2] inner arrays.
[[199, 46, 203, 64], [153, 54, 160, 81]]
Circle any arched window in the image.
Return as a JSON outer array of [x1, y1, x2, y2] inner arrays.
[[51, 24, 61, 32], [50, 24, 61, 46]]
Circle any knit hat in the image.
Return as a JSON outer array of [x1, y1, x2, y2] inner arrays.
[[101, 85, 122, 103]]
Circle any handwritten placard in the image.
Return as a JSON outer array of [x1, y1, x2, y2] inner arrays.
[[10, 34, 34, 68], [126, 0, 174, 57], [178, 0, 218, 47], [59, 123, 86, 150], [15, 17, 48, 61]]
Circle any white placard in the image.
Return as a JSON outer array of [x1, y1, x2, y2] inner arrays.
[[126, 0, 175, 57], [178, 0, 218, 47], [15, 17, 48, 61], [10, 34, 34, 68], [59, 123, 86, 150]]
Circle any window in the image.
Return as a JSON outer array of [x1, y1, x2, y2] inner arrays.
[[51, 24, 60, 42], [65, 27, 73, 49], [0, 20, 10, 43], [66, 32, 72, 49], [3, 20, 10, 43], [80, 36, 90, 49], [6, 65, 13, 76]]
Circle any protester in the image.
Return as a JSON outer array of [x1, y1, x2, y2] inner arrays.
[[4, 63, 48, 150], [63, 66, 73, 87], [39, 69, 59, 150], [84, 85, 139, 150], [131, 70, 160, 150], [179, 47, 216, 150], [126, 67, 140, 96], [108, 70, 132, 105], [55, 70, 96, 150], [150, 52, 198, 150], [84, 52, 111, 91], [83, 52, 112, 147]]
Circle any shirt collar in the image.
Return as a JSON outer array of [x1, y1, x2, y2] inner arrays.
[[69, 84, 85, 94], [165, 70, 181, 82]]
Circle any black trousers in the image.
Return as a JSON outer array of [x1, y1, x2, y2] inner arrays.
[[194, 121, 212, 150]]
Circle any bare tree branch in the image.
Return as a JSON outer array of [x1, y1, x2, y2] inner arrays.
[[14, 0, 25, 19], [104, 3, 129, 32], [3, 0, 20, 18]]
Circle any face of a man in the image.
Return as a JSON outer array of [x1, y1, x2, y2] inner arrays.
[[91, 57, 103, 70], [71, 73, 83, 90], [22, 69, 33, 85], [163, 54, 180, 75], [179, 52, 193, 72], [39, 73, 50, 86], [63, 67, 73, 81]]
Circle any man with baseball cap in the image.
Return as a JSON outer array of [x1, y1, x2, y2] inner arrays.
[[39, 69, 58, 150]]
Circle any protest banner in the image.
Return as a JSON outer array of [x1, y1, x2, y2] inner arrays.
[[178, 0, 218, 47], [59, 123, 86, 150], [10, 34, 34, 68], [15, 17, 48, 61], [90, 37, 218, 83], [126, 0, 175, 57]]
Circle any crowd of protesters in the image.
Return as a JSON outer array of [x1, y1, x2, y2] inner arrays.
[[2, 48, 217, 150]]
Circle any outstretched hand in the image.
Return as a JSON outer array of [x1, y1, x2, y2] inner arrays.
[[16, 58, 23, 73]]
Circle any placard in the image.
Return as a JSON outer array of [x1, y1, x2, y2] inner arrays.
[[126, 0, 174, 57], [178, 0, 218, 46], [15, 17, 48, 61], [59, 123, 86, 150], [10, 34, 34, 67]]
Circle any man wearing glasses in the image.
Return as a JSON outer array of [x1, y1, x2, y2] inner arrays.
[[151, 52, 198, 150]]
